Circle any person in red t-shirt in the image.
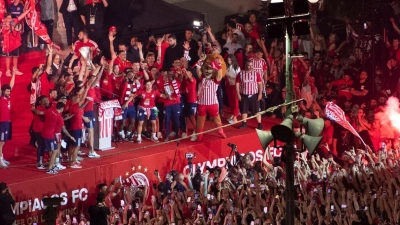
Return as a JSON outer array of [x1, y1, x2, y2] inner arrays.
[[74, 30, 98, 58], [244, 23, 261, 50], [2, 9, 31, 76], [0, 71, 15, 168], [83, 59, 105, 158], [68, 89, 90, 169], [41, 102, 75, 174], [328, 74, 353, 99], [181, 70, 197, 136], [126, 80, 168, 143], [114, 51, 132, 74], [31, 95, 50, 170]]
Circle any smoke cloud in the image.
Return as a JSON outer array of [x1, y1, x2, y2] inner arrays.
[[376, 97, 400, 131]]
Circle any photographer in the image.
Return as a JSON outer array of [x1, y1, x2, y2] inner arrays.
[[0, 182, 16, 225]]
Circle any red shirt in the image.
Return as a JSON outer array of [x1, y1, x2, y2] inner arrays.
[[84, 86, 96, 112], [155, 76, 165, 103], [114, 57, 132, 73], [113, 74, 124, 96], [182, 78, 197, 103], [136, 90, 160, 108], [74, 39, 98, 58], [40, 72, 52, 97], [33, 105, 46, 133], [69, 103, 84, 130], [41, 108, 64, 139], [0, 95, 11, 122], [247, 30, 260, 49], [100, 71, 114, 99], [2, 18, 22, 52], [331, 79, 353, 99]]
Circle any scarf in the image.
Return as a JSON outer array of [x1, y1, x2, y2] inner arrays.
[[164, 79, 180, 98]]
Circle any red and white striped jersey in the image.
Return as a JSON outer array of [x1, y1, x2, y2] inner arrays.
[[252, 58, 267, 77], [198, 78, 220, 105], [236, 70, 262, 95]]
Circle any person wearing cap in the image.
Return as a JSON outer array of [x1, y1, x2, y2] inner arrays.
[[100, 26, 118, 60], [0, 182, 16, 225], [265, 82, 281, 117], [59, 0, 81, 48]]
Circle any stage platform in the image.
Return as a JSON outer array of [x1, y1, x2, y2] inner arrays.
[[0, 51, 280, 224]]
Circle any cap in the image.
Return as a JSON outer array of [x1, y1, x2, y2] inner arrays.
[[265, 82, 274, 89], [109, 26, 117, 32]]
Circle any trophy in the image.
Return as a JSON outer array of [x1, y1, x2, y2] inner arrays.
[[79, 46, 94, 70]]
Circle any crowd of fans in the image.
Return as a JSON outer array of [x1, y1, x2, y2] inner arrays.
[[3, 0, 400, 224], [50, 145, 400, 225]]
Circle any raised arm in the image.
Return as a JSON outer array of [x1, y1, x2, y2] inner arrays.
[[17, 7, 31, 22], [45, 46, 53, 74], [206, 26, 220, 47]]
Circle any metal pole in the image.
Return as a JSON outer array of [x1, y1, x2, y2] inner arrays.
[[284, 20, 295, 225], [284, 143, 295, 225], [285, 23, 293, 117]]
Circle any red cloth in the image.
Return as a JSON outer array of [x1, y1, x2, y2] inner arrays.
[[226, 84, 239, 116], [41, 108, 64, 139], [0, 95, 11, 122], [25, 0, 60, 50], [2, 18, 22, 53]]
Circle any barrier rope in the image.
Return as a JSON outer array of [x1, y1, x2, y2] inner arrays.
[[6, 99, 304, 169]]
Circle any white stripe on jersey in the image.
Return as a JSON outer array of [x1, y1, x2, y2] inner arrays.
[[238, 70, 260, 95], [198, 78, 219, 105]]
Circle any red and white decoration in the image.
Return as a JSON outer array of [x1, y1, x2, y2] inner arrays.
[[25, 0, 60, 50], [98, 100, 121, 139]]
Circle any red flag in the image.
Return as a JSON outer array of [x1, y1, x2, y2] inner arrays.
[[325, 101, 367, 146], [24, 0, 60, 50]]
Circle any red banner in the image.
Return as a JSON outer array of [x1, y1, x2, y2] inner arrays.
[[24, 0, 60, 50], [7, 132, 267, 225]]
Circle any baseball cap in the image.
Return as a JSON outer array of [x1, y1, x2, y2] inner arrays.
[[265, 82, 274, 89], [109, 26, 117, 32]]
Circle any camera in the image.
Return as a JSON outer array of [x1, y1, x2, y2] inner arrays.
[[186, 152, 195, 159], [227, 143, 237, 149]]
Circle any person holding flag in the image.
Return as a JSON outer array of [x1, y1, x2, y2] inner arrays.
[[2, 8, 31, 77]]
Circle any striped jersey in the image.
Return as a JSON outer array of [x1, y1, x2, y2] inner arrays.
[[236, 70, 262, 95], [198, 78, 220, 105]]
